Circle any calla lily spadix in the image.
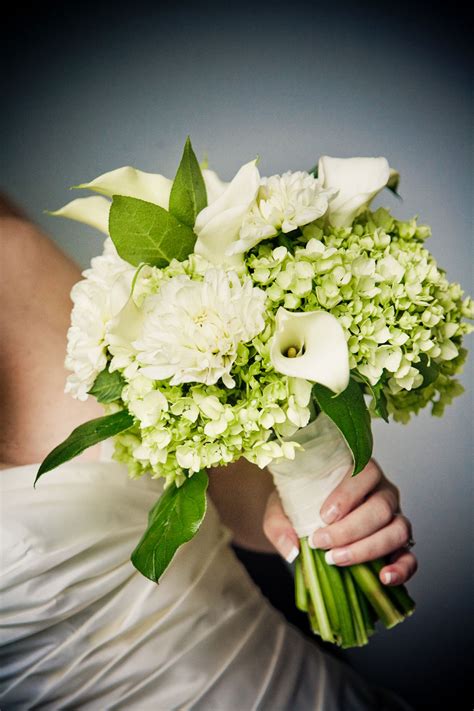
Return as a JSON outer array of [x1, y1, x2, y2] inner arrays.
[[270, 307, 350, 395], [318, 156, 391, 229]]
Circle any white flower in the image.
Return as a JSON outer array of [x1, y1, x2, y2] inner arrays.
[[49, 196, 111, 234], [107, 292, 146, 379], [318, 156, 391, 228], [65, 239, 135, 400], [193, 160, 261, 267], [231, 171, 334, 255], [134, 269, 266, 387], [128, 390, 169, 428], [270, 307, 350, 394], [74, 166, 173, 207], [50, 165, 232, 236]]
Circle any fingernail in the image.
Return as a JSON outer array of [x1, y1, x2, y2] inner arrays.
[[325, 548, 352, 565], [321, 504, 340, 525], [310, 530, 332, 550], [277, 535, 299, 563], [382, 571, 399, 585]]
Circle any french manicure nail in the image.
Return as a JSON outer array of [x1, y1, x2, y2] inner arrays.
[[325, 548, 351, 565], [321, 504, 340, 525], [277, 535, 299, 563]]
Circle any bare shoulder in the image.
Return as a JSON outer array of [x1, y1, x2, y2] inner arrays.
[[0, 215, 102, 467]]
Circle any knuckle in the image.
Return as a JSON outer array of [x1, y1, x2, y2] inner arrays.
[[331, 521, 351, 546], [391, 484, 401, 506], [376, 496, 394, 524], [332, 493, 349, 514], [367, 457, 383, 483], [393, 515, 410, 547]]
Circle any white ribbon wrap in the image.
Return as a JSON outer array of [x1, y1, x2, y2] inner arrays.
[[267, 412, 354, 538]]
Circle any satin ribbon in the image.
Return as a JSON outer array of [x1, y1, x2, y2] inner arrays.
[[268, 412, 353, 538]]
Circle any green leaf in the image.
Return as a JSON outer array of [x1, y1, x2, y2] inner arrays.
[[131, 469, 209, 582], [312, 377, 373, 476], [88, 367, 126, 403], [109, 195, 197, 267], [413, 353, 439, 388], [169, 137, 208, 228], [35, 410, 134, 484], [352, 370, 389, 423]]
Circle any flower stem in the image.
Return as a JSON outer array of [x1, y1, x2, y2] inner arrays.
[[355, 581, 375, 638], [294, 548, 416, 648], [313, 549, 340, 634], [300, 538, 335, 643], [315, 549, 357, 648], [342, 568, 368, 646], [295, 557, 308, 612], [350, 563, 404, 629], [307, 601, 320, 635], [369, 559, 416, 617]]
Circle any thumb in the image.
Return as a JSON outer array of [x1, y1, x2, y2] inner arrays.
[[263, 490, 300, 563]]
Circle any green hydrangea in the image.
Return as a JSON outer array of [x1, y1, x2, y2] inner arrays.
[[111, 207, 473, 482], [246, 208, 473, 424]]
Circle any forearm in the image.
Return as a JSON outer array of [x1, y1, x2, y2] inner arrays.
[[0, 203, 102, 466], [208, 459, 277, 553]]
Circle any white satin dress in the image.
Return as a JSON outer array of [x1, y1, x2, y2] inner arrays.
[[0, 453, 413, 710]]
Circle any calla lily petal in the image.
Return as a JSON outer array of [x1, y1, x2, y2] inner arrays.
[[49, 196, 111, 234], [75, 166, 172, 208], [202, 168, 228, 203], [270, 307, 350, 394], [194, 159, 260, 266], [318, 156, 390, 228], [107, 293, 146, 373]]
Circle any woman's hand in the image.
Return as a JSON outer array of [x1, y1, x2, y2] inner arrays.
[[263, 458, 417, 586]]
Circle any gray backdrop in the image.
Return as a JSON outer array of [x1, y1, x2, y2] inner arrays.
[[2, 3, 472, 709]]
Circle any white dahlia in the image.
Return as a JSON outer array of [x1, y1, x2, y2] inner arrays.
[[230, 171, 334, 255], [65, 239, 135, 400], [134, 269, 266, 388]]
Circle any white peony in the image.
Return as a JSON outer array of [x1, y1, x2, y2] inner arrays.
[[134, 269, 266, 388], [231, 171, 334, 255], [65, 239, 135, 400]]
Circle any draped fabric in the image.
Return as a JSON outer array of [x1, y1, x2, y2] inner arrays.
[[0, 459, 412, 710]]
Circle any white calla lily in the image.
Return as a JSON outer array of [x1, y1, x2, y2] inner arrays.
[[107, 292, 146, 376], [49, 196, 111, 234], [75, 166, 173, 208], [194, 160, 260, 267], [318, 156, 391, 228], [51, 165, 231, 238], [202, 168, 228, 203], [270, 307, 350, 394]]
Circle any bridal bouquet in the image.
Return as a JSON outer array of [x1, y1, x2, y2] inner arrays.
[[37, 139, 473, 648]]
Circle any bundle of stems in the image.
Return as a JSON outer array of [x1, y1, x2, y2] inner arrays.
[[294, 539, 415, 647]]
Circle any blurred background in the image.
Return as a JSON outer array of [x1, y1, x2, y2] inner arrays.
[[1, 2, 472, 708]]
